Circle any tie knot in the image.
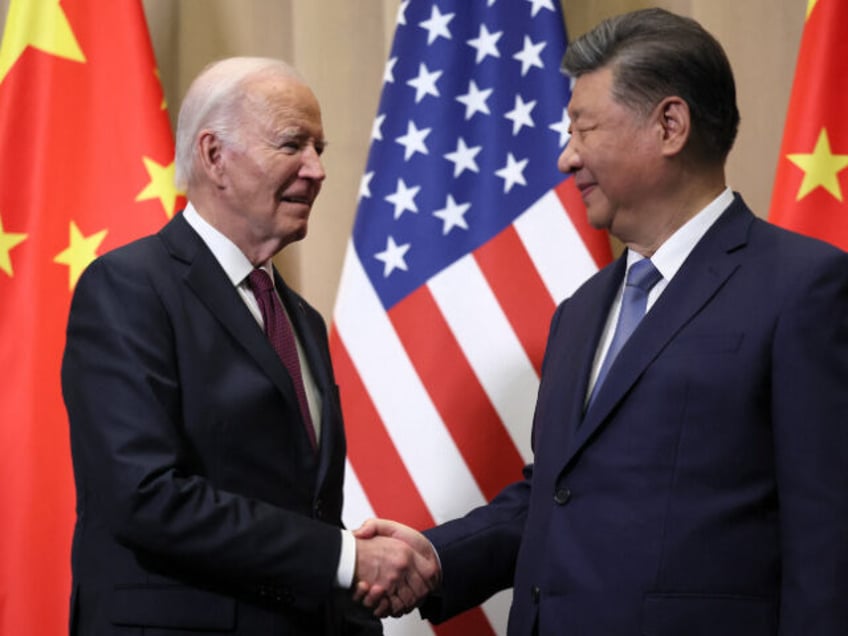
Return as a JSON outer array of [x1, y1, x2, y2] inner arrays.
[[626, 259, 662, 293], [247, 268, 274, 294]]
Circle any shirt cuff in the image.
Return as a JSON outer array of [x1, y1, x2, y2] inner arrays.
[[336, 529, 356, 588]]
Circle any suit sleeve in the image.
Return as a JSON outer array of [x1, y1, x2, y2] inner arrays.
[[418, 299, 571, 623], [771, 247, 848, 633], [61, 253, 341, 611], [419, 465, 531, 623]]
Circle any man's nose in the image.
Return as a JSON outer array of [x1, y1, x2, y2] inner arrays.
[[557, 140, 579, 174], [301, 146, 326, 180]]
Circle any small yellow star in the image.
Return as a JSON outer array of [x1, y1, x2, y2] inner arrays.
[[154, 68, 167, 110], [0, 214, 27, 277], [54, 221, 107, 290], [0, 0, 85, 84], [806, 0, 819, 21], [787, 128, 848, 202], [135, 156, 182, 219]]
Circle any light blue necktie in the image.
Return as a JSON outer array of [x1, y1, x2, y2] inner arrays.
[[588, 258, 663, 406]]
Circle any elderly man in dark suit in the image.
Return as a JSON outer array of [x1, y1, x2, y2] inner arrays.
[[62, 57, 438, 636], [355, 9, 848, 635]]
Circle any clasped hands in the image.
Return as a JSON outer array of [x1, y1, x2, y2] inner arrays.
[[352, 518, 441, 618]]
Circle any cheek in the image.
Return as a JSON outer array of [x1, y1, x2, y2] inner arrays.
[[274, 160, 303, 184], [596, 142, 646, 185]]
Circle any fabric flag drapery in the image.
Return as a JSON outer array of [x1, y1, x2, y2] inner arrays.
[[0, 0, 183, 632], [330, 1, 611, 634], [768, 0, 848, 249]]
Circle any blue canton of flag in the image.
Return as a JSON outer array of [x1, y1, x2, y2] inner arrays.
[[356, 0, 573, 310]]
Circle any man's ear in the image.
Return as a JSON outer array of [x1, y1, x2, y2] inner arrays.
[[197, 131, 226, 187], [656, 96, 690, 157]]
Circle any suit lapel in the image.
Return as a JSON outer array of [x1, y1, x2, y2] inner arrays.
[[274, 271, 342, 490], [565, 197, 753, 466], [275, 275, 333, 422], [159, 215, 301, 413], [546, 258, 625, 459], [275, 273, 330, 397]]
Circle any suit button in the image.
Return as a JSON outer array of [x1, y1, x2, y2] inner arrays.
[[554, 487, 571, 505], [314, 498, 323, 519], [531, 585, 541, 603]]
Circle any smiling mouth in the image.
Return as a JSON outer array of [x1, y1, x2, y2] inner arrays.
[[576, 182, 596, 197], [281, 195, 312, 205]]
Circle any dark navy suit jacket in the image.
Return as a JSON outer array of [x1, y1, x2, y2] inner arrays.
[[62, 213, 379, 635], [422, 195, 848, 635]]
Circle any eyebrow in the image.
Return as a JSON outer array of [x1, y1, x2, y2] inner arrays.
[[280, 128, 325, 142]]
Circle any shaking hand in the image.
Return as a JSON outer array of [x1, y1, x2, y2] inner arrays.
[[352, 518, 441, 618]]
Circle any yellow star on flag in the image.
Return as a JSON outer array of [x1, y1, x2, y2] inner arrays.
[[0, 214, 28, 277], [154, 68, 167, 110], [136, 156, 183, 219], [806, 0, 819, 21], [54, 221, 107, 290], [787, 127, 848, 202], [0, 0, 86, 84]]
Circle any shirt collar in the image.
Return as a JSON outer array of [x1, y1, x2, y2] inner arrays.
[[628, 187, 734, 279], [182, 202, 271, 286]]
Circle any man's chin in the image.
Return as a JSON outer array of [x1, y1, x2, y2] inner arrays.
[[290, 221, 309, 242], [585, 209, 612, 231], [274, 222, 309, 251]]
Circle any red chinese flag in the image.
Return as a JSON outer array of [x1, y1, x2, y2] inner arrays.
[[768, 0, 848, 249], [0, 1, 184, 632]]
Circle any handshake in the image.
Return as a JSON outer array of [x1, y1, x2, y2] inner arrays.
[[352, 518, 441, 618]]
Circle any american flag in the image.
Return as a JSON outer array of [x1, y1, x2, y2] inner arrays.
[[329, 1, 611, 634]]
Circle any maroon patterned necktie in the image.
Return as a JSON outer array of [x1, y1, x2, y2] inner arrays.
[[247, 268, 317, 451]]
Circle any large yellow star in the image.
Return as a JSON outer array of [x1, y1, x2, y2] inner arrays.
[[0, 214, 27, 277], [787, 128, 848, 202], [54, 221, 107, 290], [135, 156, 182, 219], [0, 0, 85, 84]]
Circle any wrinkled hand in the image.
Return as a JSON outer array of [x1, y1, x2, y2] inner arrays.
[[352, 518, 441, 618]]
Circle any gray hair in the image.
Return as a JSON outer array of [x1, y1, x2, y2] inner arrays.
[[174, 57, 304, 190], [562, 8, 739, 164]]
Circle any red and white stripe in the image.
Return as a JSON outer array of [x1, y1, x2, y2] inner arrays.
[[331, 178, 610, 635]]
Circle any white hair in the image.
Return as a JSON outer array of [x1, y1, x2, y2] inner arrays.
[[174, 57, 304, 190]]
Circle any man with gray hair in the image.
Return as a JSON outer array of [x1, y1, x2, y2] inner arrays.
[[356, 8, 848, 634], [62, 57, 438, 635]]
